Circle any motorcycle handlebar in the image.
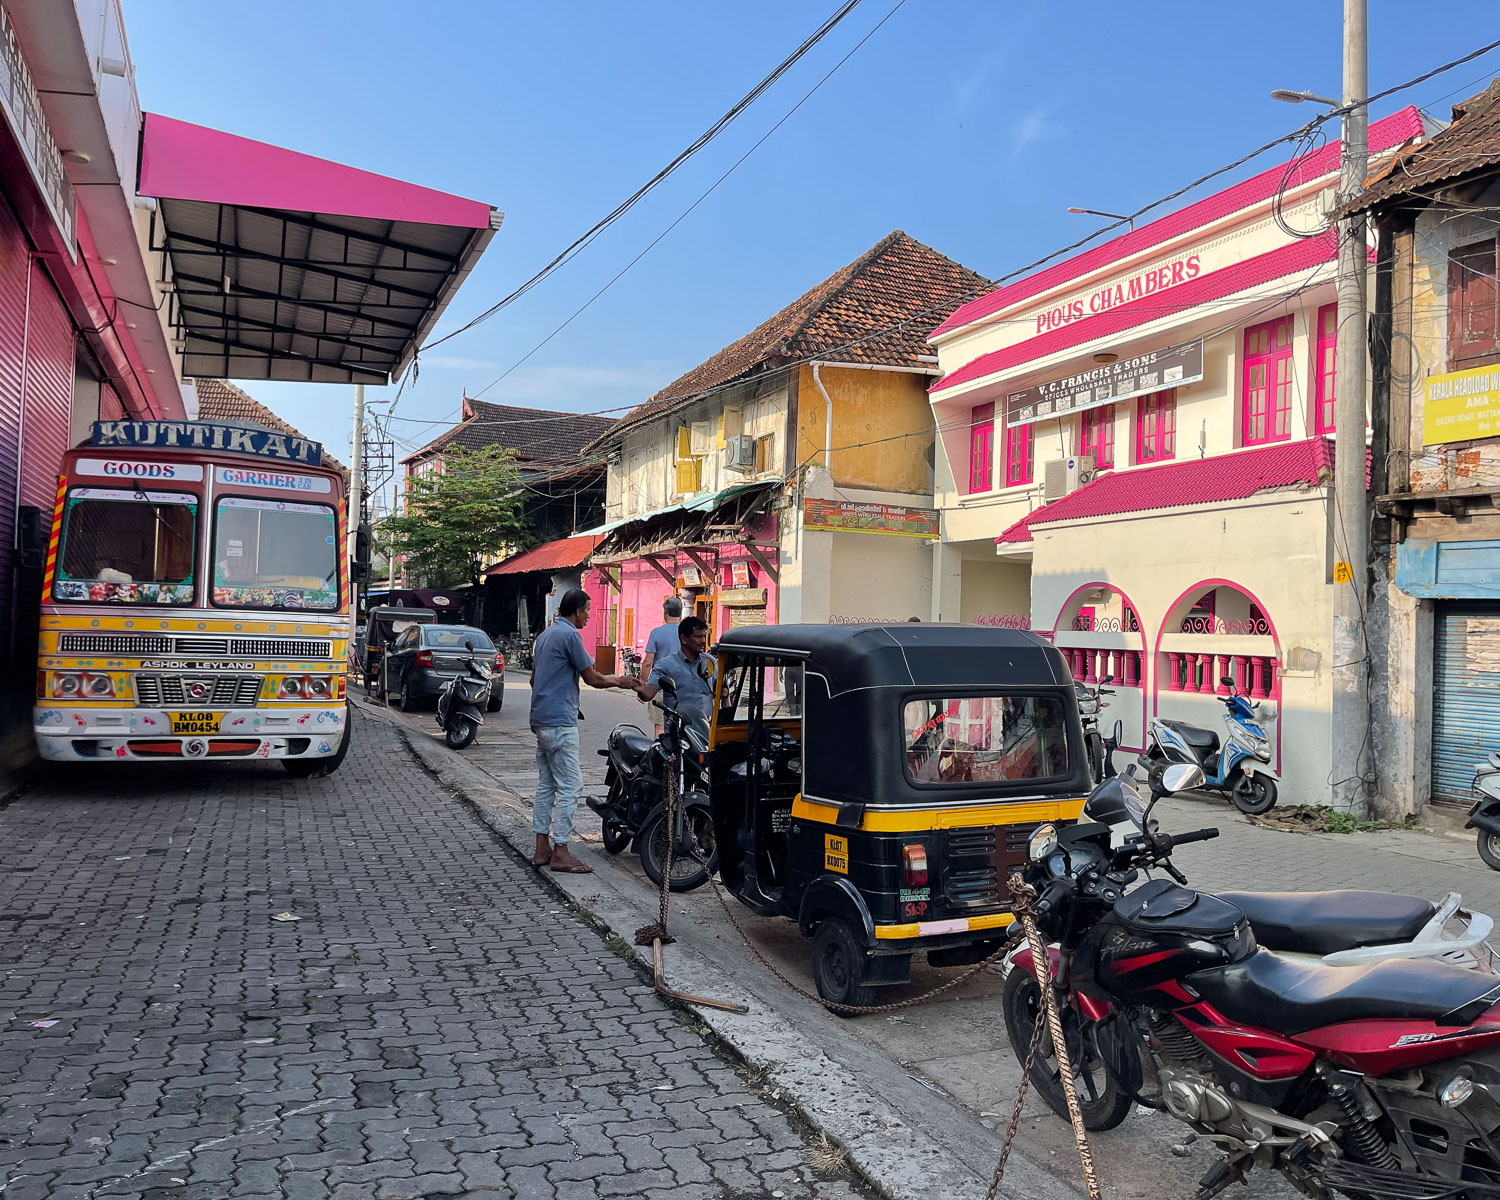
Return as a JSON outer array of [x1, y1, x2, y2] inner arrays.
[[1165, 827, 1220, 848], [1032, 876, 1075, 917]]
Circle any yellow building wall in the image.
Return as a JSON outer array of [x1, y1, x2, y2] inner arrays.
[[795, 364, 934, 495]]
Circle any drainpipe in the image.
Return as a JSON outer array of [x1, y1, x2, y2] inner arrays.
[[811, 362, 834, 471]]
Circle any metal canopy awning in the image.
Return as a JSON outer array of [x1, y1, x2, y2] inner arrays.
[[138, 113, 500, 385]]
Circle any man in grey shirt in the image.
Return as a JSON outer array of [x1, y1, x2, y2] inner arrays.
[[636, 616, 717, 740], [529, 589, 637, 873], [641, 597, 682, 678]]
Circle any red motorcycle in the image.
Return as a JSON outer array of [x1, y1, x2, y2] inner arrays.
[[1005, 763, 1500, 1199]]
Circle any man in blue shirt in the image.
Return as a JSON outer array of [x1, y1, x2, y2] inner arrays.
[[636, 616, 717, 740], [529, 588, 637, 873], [641, 597, 682, 678]]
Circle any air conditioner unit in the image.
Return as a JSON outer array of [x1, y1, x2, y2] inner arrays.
[[724, 434, 757, 472], [1042, 455, 1095, 502]]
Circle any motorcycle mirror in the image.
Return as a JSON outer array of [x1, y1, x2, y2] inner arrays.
[[659, 675, 677, 696], [1220, 676, 1235, 687], [464, 639, 474, 651], [1110, 720, 1123, 745], [1161, 762, 1207, 794]]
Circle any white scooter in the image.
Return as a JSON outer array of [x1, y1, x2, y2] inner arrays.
[[1466, 750, 1500, 872]]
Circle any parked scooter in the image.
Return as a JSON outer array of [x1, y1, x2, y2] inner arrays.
[[1004, 763, 1500, 1198], [1076, 678, 1123, 783], [434, 641, 492, 750], [1466, 750, 1500, 871], [586, 675, 718, 891], [1088, 765, 1495, 971], [1140, 674, 1278, 814]]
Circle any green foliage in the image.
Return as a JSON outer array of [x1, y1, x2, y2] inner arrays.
[[380, 445, 533, 588]]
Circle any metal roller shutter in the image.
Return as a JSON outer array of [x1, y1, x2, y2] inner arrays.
[[0, 198, 32, 648], [19, 260, 75, 510], [1432, 604, 1500, 806]]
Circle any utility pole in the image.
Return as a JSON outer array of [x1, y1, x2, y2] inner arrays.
[[347, 382, 365, 647], [1331, 0, 1369, 814]]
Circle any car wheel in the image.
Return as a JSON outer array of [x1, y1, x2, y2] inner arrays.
[[1001, 966, 1133, 1130], [487, 686, 502, 713], [812, 916, 878, 1015], [399, 678, 418, 713]]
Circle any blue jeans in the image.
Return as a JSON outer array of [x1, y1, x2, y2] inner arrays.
[[533, 725, 581, 844]]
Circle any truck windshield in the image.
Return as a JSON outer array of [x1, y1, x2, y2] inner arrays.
[[212, 496, 338, 611], [53, 487, 197, 604], [904, 695, 1070, 784]]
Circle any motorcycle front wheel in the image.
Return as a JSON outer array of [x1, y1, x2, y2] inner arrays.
[[638, 802, 717, 892], [1477, 830, 1500, 871], [445, 718, 478, 750], [1231, 771, 1277, 815], [1001, 966, 1132, 1131], [601, 820, 632, 855]]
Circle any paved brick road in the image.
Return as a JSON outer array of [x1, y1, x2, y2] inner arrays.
[[0, 710, 874, 1200]]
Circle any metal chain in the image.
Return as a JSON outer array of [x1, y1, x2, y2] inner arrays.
[[986, 1002, 1046, 1200], [634, 733, 679, 947]]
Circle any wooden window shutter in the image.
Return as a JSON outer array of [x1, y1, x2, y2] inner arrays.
[[677, 425, 693, 460]]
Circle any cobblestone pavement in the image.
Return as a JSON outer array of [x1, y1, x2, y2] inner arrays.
[[0, 709, 876, 1200]]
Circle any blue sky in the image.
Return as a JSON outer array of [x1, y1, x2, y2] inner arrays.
[[122, 1, 1500, 470]]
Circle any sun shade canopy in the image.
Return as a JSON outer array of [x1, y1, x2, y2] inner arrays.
[[138, 114, 500, 385]]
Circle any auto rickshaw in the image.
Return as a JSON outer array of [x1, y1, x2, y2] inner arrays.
[[360, 606, 436, 698], [707, 623, 1090, 1010]]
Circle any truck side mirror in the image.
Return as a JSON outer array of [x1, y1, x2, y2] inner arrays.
[[351, 523, 372, 586], [17, 506, 44, 570]]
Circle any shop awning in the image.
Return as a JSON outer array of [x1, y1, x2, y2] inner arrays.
[[488, 535, 603, 577], [138, 113, 500, 385], [591, 481, 778, 560]]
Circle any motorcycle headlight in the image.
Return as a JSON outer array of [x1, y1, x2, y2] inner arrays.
[[1028, 823, 1059, 862]]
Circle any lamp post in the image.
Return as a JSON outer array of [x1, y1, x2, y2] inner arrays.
[[1066, 206, 1134, 232], [1271, 0, 1369, 813]]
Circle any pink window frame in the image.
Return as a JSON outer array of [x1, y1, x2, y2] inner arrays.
[[1135, 389, 1176, 463], [1241, 315, 1294, 446], [1079, 404, 1115, 468], [968, 402, 995, 493], [1313, 304, 1338, 435], [1004, 421, 1033, 486]]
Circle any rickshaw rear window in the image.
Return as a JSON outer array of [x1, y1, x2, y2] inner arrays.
[[904, 695, 1070, 784]]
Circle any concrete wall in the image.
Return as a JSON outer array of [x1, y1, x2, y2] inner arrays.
[[794, 364, 936, 494], [959, 558, 1031, 624]]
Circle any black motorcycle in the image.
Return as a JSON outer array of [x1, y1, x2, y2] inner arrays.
[[587, 675, 717, 891], [1076, 677, 1122, 783], [435, 642, 492, 750]]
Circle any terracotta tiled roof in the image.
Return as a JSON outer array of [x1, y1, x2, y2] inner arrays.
[[402, 397, 616, 469], [193, 378, 347, 474], [593, 231, 990, 449], [995, 438, 1336, 543], [936, 107, 1425, 339], [934, 231, 1342, 395], [1344, 82, 1500, 216], [487, 534, 602, 576]]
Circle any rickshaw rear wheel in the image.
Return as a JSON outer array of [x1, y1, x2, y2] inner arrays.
[[812, 916, 877, 1014]]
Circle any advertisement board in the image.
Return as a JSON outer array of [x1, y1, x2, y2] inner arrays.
[[802, 498, 939, 538], [1424, 364, 1500, 446]]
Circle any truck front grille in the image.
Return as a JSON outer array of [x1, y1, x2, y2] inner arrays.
[[59, 633, 172, 655], [134, 675, 264, 708]]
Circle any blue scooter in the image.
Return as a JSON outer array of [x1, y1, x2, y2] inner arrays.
[[1140, 673, 1279, 814]]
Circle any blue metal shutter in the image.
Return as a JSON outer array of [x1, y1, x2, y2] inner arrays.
[[1432, 604, 1500, 806]]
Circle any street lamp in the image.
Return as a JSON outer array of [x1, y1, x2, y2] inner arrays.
[[1270, 88, 1341, 108], [1067, 206, 1134, 232]]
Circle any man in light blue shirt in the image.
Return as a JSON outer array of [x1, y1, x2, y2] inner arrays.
[[641, 597, 682, 678], [636, 616, 717, 740], [529, 589, 637, 873]]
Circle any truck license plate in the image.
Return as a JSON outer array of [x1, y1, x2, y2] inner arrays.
[[170, 711, 220, 735]]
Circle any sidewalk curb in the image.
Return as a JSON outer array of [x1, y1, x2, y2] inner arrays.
[[354, 696, 1079, 1200]]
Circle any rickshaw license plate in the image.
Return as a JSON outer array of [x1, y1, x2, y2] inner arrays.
[[170, 711, 220, 735], [824, 834, 849, 874]]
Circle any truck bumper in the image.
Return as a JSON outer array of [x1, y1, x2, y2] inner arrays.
[[33, 705, 348, 762]]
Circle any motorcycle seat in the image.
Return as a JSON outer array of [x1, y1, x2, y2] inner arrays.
[[1190, 950, 1500, 1034], [1160, 720, 1219, 753], [1219, 890, 1435, 956], [610, 726, 652, 768]]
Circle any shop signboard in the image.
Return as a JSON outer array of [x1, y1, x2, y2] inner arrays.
[[803, 498, 939, 538], [731, 561, 751, 588], [1424, 364, 1500, 446], [720, 587, 767, 607], [1005, 339, 1204, 429], [681, 565, 704, 587], [0, 5, 75, 258]]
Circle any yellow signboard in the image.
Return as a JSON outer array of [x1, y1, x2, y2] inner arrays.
[[1424, 365, 1500, 446], [1334, 561, 1353, 585], [824, 833, 849, 874]]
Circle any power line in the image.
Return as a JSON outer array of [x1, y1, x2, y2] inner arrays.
[[415, 0, 866, 358]]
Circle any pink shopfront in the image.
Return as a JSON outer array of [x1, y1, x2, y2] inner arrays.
[[588, 505, 780, 668]]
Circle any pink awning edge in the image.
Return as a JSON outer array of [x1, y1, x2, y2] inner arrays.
[[137, 113, 493, 229]]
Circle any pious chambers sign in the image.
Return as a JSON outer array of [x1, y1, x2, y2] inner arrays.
[[1006, 339, 1204, 429]]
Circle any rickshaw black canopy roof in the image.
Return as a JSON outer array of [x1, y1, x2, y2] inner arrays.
[[713, 623, 1069, 697]]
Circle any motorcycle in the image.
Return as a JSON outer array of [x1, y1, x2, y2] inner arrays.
[[1467, 751, 1500, 872], [434, 641, 491, 750], [1140, 674, 1278, 814], [1004, 762, 1500, 1199], [1076, 678, 1123, 784], [1090, 765, 1495, 971], [585, 674, 717, 892]]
